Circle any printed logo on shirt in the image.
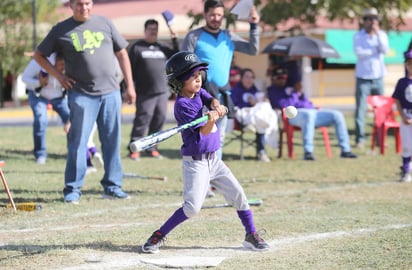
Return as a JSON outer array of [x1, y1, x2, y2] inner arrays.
[[405, 84, 412, 103], [71, 30, 104, 55], [142, 50, 166, 59]]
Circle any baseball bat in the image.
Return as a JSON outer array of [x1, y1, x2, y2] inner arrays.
[[202, 198, 263, 209], [0, 168, 16, 212], [129, 115, 209, 153], [123, 172, 168, 182]]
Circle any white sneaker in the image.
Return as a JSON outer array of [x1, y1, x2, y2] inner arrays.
[[400, 173, 412, 183], [86, 166, 97, 174], [399, 166, 412, 182], [36, 156, 46, 165], [92, 152, 104, 167], [257, 151, 270, 162]]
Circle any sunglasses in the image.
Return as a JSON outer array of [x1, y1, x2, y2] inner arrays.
[[273, 74, 287, 80], [363, 16, 378, 21]]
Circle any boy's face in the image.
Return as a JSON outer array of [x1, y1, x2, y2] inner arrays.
[[181, 70, 204, 96]]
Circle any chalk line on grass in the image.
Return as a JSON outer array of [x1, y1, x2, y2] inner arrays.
[[268, 222, 412, 249], [2, 222, 411, 269]]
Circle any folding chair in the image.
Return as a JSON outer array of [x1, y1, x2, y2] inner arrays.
[[367, 95, 401, 155], [278, 108, 332, 159], [225, 118, 256, 160]]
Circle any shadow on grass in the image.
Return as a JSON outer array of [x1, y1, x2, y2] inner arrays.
[[4, 149, 66, 160], [0, 241, 246, 260], [0, 241, 136, 257], [126, 148, 181, 160]]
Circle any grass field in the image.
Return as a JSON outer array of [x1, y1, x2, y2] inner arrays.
[[0, 114, 411, 270]]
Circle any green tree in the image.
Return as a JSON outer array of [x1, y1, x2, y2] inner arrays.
[[187, 0, 412, 32], [260, 0, 412, 33], [0, 0, 60, 106]]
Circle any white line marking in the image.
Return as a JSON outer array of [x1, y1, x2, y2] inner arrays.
[[2, 223, 411, 269], [268, 222, 412, 249]]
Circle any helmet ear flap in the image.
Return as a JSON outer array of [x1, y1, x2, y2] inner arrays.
[[168, 77, 183, 94], [200, 70, 207, 83]]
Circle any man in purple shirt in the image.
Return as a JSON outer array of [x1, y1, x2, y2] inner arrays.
[[268, 67, 357, 160]]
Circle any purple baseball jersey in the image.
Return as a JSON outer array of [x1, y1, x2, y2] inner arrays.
[[267, 84, 314, 109], [392, 77, 412, 115], [231, 82, 258, 109], [174, 88, 220, 156]]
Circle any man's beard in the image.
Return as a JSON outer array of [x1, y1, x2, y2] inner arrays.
[[206, 21, 221, 31]]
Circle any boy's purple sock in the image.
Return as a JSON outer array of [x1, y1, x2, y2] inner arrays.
[[88, 146, 97, 156], [237, 209, 256, 235], [86, 152, 92, 167], [403, 156, 411, 173], [158, 207, 188, 236]]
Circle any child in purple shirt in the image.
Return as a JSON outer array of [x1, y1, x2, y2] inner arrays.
[[391, 50, 412, 182], [141, 51, 269, 254]]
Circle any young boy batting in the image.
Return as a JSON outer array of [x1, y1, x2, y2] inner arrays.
[[392, 50, 412, 182], [141, 51, 269, 253]]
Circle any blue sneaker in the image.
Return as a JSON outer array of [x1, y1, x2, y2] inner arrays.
[[64, 192, 80, 204], [102, 188, 129, 199]]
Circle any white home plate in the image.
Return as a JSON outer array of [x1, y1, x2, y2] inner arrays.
[[140, 256, 225, 268]]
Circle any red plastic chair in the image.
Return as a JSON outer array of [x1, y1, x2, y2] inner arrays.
[[279, 108, 332, 159], [367, 95, 401, 155]]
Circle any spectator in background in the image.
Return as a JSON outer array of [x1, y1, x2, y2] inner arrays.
[[22, 53, 70, 164], [33, 0, 136, 203], [353, 7, 389, 149], [267, 53, 302, 91], [3, 71, 13, 101], [231, 68, 278, 162], [268, 67, 357, 161], [181, 0, 260, 160], [86, 123, 104, 174], [229, 56, 242, 88], [23, 53, 104, 172], [128, 18, 179, 160]]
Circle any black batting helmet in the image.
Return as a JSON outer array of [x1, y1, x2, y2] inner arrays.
[[165, 51, 208, 93]]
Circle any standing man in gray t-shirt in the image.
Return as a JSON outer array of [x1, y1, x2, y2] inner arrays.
[[33, 0, 136, 204]]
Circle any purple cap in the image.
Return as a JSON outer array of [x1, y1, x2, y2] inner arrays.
[[404, 50, 412, 60], [179, 66, 208, 81]]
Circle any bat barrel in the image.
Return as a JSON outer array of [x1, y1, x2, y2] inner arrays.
[[129, 115, 209, 152], [129, 141, 143, 153]]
